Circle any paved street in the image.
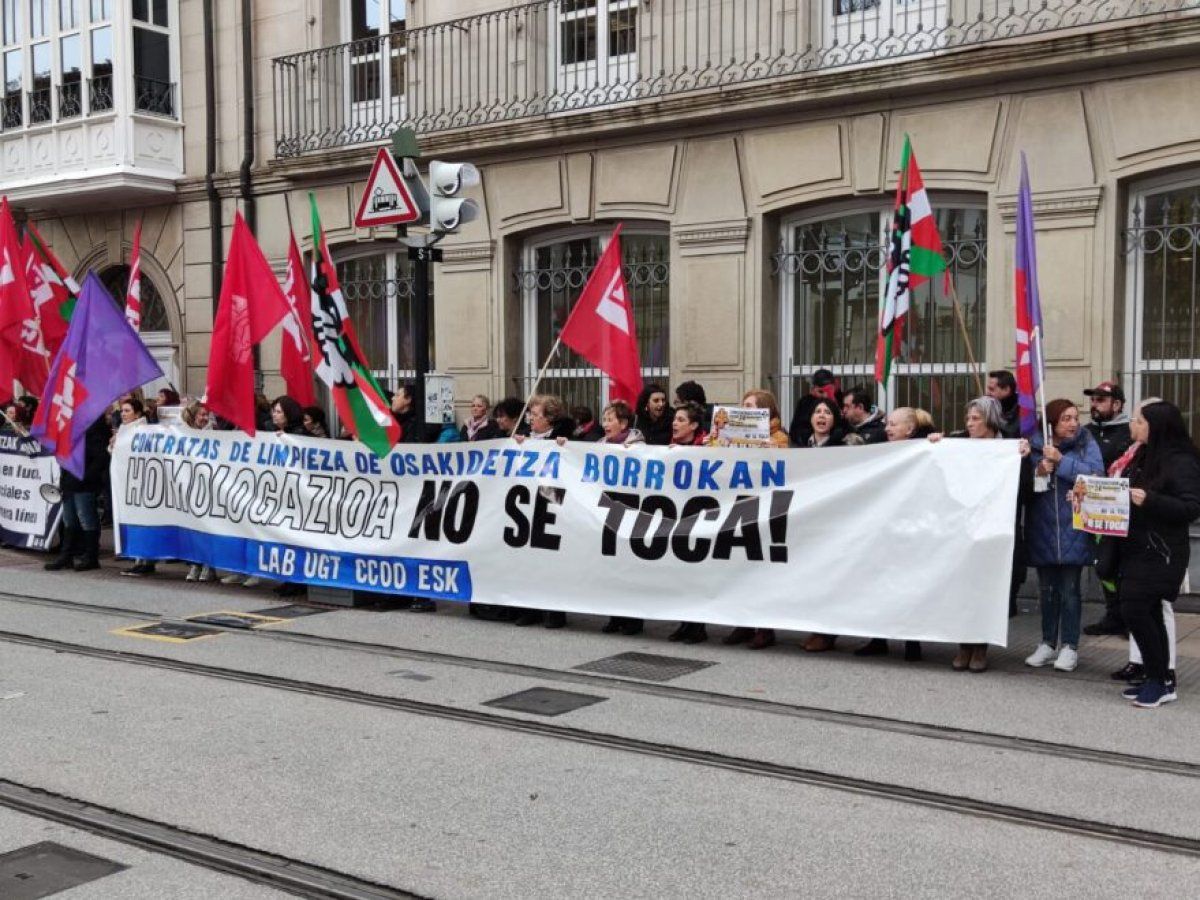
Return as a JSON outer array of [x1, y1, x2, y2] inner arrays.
[[2, 544, 1199, 898]]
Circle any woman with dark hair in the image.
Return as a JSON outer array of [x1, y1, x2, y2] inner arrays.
[[634, 384, 672, 446], [113, 398, 156, 577], [600, 400, 647, 636], [301, 406, 329, 438], [666, 402, 711, 644], [801, 397, 863, 653], [271, 396, 306, 435], [1115, 401, 1200, 707], [156, 387, 181, 408], [1023, 399, 1104, 673]]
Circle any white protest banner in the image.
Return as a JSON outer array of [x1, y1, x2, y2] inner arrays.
[[112, 425, 1021, 644], [0, 432, 63, 550], [1072, 475, 1130, 537], [708, 406, 770, 448]]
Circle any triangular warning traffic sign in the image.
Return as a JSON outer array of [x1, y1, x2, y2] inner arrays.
[[354, 147, 422, 228]]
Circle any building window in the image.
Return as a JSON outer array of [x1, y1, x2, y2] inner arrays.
[[556, 0, 638, 94], [773, 202, 987, 432], [334, 245, 426, 392], [346, 0, 405, 121], [1125, 176, 1200, 444], [516, 227, 669, 415]]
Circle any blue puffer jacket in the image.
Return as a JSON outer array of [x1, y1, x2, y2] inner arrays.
[[1027, 428, 1105, 567]]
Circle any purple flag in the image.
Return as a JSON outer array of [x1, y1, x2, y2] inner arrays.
[[1014, 152, 1044, 438], [31, 271, 162, 477]]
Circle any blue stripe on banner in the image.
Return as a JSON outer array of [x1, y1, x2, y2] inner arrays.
[[119, 524, 473, 601]]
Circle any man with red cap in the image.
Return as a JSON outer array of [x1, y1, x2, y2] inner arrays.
[[1082, 380, 1133, 636]]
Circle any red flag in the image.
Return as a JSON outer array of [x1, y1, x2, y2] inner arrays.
[[205, 212, 291, 435], [125, 219, 143, 330], [280, 234, 316, 407], [0, 198, 49, 401], [558, 224, 643, 403], [25, 221, 79, 352]]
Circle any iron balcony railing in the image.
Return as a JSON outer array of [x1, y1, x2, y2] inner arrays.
[[273, 0, 1200, 158]]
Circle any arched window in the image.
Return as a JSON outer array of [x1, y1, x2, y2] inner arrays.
[[515, 226, 669, 415], [98, 263, 179, 391], [1125, 174, 1200, 443], [773, 200, 986, 431], [334, 244, 427, 392]]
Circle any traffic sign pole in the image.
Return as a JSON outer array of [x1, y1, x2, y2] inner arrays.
[[407, 238, 443, 433]]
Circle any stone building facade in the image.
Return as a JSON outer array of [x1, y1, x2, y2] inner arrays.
[[3, 1, 1200, 440]]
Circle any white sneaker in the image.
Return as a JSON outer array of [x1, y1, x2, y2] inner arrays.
[[185, 565, 200, 582], [1025, 643, 1057, 667], [220, 573, 244, 585], [242, 576, 262, 588], [1053, 646, 1079, 672], [198, 565, 215, 582]]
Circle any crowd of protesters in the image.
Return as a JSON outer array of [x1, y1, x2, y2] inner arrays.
[[7, 365, 1197, 710]]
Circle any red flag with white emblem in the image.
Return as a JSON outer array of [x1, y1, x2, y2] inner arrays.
[[125, 219, 143, 330], [558, 224, 643, 404], [204, 212, 291, 435], [280, 234, 316, 407], [0, 198, 48, 402]]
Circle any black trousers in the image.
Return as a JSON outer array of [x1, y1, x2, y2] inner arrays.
[[1121, 587, 1171, 682]]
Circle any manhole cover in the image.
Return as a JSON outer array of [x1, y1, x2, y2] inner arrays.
[[483, 687, 606, 717], [186, 611, 284, 629], [248, 604, 329, 619], [0, 841, 126, 899], [574, 652, 716, 682], [111, 622, 221, 643]]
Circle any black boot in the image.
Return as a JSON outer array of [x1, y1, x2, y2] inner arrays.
[[44, 526, 79, 571], [73, 530, 101, 571]]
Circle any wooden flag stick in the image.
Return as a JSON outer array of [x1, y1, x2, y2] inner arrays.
[[0, 407, 28, 437], [512, 336, 563, 437], [946, 275, 985, 397]]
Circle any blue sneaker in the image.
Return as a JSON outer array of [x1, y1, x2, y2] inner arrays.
[[1131, 680, 1177, 708]]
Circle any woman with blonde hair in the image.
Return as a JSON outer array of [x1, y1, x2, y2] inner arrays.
[[742, 388, 790, 448]]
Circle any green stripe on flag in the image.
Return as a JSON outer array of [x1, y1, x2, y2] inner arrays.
[[909, 245, 947, 278]]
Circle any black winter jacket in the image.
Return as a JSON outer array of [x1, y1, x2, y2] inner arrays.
[[1085, 416, 1133, 471], [1118, 446, 1200, 599], [635, 413, 672, 446], [61, 417, 111, 493]]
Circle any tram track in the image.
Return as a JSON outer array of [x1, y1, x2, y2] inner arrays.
[[1, 589, 1197, 780], [1, 626, 1199, 859], [0, 778, 427, 899]]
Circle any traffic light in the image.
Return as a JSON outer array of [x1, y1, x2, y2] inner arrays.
[[428, 161, 480, 233]]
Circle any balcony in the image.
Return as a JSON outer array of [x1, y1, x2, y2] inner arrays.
[[273, 0, 1200, 159], [0, 2, 182, 209]]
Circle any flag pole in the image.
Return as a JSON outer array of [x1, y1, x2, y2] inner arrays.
[[1032, 325, 1051, 446], [512, 336, 563, 437], [945, 275, 984, 396], [0, 407, 28, 437]]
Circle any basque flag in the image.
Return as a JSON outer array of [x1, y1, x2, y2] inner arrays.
[[31, 272, 162, 477], [1014, 152, 1045, 438]]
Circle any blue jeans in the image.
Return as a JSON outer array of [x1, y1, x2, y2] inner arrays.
[[1037, 565, 1083, 649], [61, 491, 99, 532]]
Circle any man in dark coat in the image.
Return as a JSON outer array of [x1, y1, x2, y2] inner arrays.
[[1082, 380, 1134, 636], [841, 386, 887, 445], [44, 416, 111, 572], [987, 369, 1022, 439]]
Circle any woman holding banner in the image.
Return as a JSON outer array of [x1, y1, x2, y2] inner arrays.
[[114, 399, 158, 578], [854, 407, 936, 661], [667, 402, 711, 644], [634, 384, 672, 446], [600, 400, 647, 636], [1023, 400, 1104, 673], [801, 397, 861, 654]]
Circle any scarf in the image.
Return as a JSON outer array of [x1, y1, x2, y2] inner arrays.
[[464, 415, 490, 441], [1108, 440, 1142, 478]]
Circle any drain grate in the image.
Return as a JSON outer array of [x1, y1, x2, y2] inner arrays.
[[574, 652, 716, 682], [186, 612, 284, 630], [483, 687, 606, 717], [0, 841, 126, 899], [111, 622, 221, 643], [248, 604, 329, 619]]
